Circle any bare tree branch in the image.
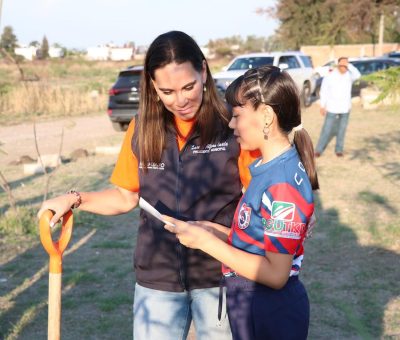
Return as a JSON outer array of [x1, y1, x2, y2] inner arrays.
[[0, 170, 16, 213], [33, 121, 64, 202]]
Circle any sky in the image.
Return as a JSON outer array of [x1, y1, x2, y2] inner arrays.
[[0, 0, 278, 49]]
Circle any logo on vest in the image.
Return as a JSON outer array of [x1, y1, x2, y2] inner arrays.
[[191, 141, 228, 154], [238, 203, 252, 229], [139, 162, 165, 170]]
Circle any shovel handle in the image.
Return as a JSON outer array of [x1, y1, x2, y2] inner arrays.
[[40, 210, 74, 274]]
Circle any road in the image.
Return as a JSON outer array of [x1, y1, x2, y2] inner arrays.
[[0, 114, 123, 168]]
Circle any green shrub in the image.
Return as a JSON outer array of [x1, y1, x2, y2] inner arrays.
[[362, 66, 400, 104], [0, 206, 38, 235], [0, 82, 13, 95]]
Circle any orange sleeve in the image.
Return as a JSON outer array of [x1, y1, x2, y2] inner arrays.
[[110, 119, 140, 192], [238, 148, 261, 190]]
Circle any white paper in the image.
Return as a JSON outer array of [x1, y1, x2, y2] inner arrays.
[[139, 197, 176, 227]]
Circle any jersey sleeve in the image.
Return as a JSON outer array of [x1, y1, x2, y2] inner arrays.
[[238, 149, 261, 190], [260, 183, 314, 255], [109, 119, 140, 192]]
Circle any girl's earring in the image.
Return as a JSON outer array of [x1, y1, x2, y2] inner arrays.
[[156, 95, 160, 102], [263, 124, 269, 140], [203, 85, 206, 92]]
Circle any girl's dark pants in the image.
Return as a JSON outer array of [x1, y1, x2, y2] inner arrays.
[[225, 275, 309, 340]]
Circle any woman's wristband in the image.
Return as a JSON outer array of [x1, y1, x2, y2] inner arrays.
[[66, 190, 82, 209]]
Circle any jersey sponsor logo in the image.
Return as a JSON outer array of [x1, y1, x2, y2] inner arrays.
[[271, 201, 295, 221], [238, 203, 252, 229], [265, 201, 306, 239], [264, 219, 306, 239]]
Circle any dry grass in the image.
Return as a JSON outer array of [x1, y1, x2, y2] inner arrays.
[[0, 82, 108, 118], [0, 58, 141, 125]]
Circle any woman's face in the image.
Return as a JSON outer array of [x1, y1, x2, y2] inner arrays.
[[152, 61, 207, 121], [229, 100, 264, 150]]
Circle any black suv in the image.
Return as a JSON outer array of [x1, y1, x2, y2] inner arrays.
[[107, 66, 143, 131]]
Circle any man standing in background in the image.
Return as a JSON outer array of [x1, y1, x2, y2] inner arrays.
[[315, 57, 361, 157]]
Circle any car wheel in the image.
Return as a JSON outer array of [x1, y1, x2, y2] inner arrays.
[[301, 82, 312, 107], [112, 122, 128, 132]]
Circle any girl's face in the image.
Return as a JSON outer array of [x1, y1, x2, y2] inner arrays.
[[152, 61, 207, 121], [229, 100, 265, 150]]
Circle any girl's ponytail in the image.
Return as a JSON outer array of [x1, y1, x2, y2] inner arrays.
[[293, 129, 319, 190]]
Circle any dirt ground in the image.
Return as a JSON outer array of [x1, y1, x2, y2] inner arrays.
[[0, 113, 122, 168]]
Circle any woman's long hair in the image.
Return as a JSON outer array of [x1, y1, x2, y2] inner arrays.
[[225, 65, 319, 190], [138, 31, 229, 169]]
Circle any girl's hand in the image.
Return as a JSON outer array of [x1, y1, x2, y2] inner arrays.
[[37, 194, 77, 227], [163, 216, 214, 250]]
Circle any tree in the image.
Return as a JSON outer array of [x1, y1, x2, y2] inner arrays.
[[257, 0, 400, 49], [40, 35, 49, 59], [0, 25, 17, 55], [29, 40, 40, 47], [207, 35, 269, 57], [242, 35, 266, 53]]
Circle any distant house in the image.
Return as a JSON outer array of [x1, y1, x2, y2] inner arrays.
[[14, 46, 37, 60], [14, 44, 64, 60], [86, 46, 109, 61], [49, 47, 64, 58], [86, 45, 134, 61], [109, 48, 134, 61]]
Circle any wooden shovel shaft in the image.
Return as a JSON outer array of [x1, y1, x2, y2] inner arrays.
[[39, 209, 73, 340], [48, 273, 62, 340]]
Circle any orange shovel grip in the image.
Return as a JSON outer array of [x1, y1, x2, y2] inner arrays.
[[40, 210, 74, 274]]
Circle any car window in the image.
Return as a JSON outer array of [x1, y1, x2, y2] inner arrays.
[[388, 52, 400, 58], [300, 56, 313, 68], [228, 57, 274, 71], [351, 61, 370, 75], [373, 61, 387, 71], [278, 56, 300, 69], [115, 72, 141, 88]]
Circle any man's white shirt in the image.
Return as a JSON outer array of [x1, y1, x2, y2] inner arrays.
[[320, 64, 361, 114]]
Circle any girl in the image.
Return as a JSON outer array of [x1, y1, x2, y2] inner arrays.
[[164, 65, 319, 340], [38, 31, 259, 340]]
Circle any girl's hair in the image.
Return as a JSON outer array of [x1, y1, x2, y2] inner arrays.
[[225, 65, 319, 190], [138, 31, 229, 169]]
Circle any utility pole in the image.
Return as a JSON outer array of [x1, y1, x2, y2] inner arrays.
[[0, 0, 3, 30], [378, 12, 384, 57]]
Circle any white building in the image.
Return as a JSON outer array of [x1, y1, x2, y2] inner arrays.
[[49, 47, 64, 58], [86, 46, 109, 61], [109, 48, 134, 61], [14, 46, 37, 60]]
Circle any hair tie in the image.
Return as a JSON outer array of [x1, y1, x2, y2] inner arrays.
[[293, 124, 303, 132]]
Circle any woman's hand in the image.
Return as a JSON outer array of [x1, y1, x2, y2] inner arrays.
[[163, 216, 215, 250], [37, 194, 77, 227], [188, 220, 230, 241]]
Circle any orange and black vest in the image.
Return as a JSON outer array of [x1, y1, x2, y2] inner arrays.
[[132, 120, 241, 292]]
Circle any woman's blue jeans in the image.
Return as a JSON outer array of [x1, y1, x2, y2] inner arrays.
[[133, 283, 231, 340]]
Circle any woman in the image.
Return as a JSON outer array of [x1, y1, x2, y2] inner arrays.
[[38, 31, 258, 340], [164, 65, 319, 340]]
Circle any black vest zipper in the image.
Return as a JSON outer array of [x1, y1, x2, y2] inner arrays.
[[175, 137, 197, 291], [175, 139, 188, 291]]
